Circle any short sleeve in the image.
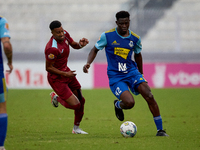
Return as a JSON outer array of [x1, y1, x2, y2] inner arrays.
[[0, 17, 10, 38], [45, 48, 59, 62], [95, 32, 107, 50], [64, 30, 74, 44], [134, 37, 142, 54]]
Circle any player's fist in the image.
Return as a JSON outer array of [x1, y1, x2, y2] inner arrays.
[[79, 38, 89, 47], [83, 63, 90, 73]]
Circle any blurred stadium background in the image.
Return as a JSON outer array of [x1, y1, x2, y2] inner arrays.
[[1, 0, 200, 63], [1, 0, 200, 89]]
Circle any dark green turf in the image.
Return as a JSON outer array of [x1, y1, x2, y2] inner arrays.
[[5, 88, 200, 150]]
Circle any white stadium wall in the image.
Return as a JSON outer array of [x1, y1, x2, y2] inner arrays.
[[4, 61, 93, 89]]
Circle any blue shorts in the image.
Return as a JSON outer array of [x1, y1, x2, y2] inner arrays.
[[0, 77, 7, 103], [110, 74, 146, 100]]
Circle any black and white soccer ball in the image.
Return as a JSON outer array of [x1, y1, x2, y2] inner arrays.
[[120, 121, 137, 138]]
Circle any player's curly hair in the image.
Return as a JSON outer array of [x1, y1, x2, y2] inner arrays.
[[116, 11, 130, 20], [49, 20, 62, 30]]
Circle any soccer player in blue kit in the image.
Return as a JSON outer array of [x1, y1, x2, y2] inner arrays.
[[83, 11, 168, 136], [0, 16, 13, 150]]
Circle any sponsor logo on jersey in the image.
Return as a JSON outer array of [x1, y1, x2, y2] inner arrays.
[[114, 47, 130, 59], [112, 40, 120, 45], [118, 62, 127, 72], [48, 53, 55, 59], [4, 32, 9, 36]]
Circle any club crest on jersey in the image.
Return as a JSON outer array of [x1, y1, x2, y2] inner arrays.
[[129, 41, 134, 47], [5, 23, 9, 30], [48, 53, 55, 59], [65, 40, 69, 45]]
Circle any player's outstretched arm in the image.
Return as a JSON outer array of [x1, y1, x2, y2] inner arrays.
[[83, 46, 99, 73]]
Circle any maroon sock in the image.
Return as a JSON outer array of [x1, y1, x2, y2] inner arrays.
[[74, 97, 85, 126]]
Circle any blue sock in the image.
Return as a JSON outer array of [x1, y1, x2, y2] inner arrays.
[[154, 115, 163, 131], [0, 113, 8, 146], [115, 101, 122, 109]]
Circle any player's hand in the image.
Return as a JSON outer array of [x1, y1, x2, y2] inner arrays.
[[6, 63, 13, 74], [79, 38, 89, 47], [64, 70, 77, 77], [83, 63, 90, 73]]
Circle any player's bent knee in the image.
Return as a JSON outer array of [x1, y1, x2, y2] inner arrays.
[[125, 101, 135, 109]]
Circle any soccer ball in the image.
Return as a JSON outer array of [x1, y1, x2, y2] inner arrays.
[[120, 121, 137, 138]]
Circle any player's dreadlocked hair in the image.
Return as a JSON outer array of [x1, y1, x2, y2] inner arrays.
[[116, 11, 130, 20], [49, 20, 62, 30]]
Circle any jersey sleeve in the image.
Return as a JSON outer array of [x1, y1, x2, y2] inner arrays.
[[45, 47, 59, 62], [0, 17, 10, 38], [133, 37, 142, 54], [95, 32, 107, 50], [64, 30, 73, 44]]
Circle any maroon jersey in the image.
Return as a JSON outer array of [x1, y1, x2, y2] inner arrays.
[[45, 30, 74, 81]]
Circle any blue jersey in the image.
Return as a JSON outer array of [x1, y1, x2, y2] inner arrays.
[[0, 16, 10, 74], [95, 28, 142, 85], [0, 16, 10, 102]]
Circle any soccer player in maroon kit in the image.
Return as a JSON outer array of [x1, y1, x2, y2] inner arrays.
[[45, 20, 89, 134]]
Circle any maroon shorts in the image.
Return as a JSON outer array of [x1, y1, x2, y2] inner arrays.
[[48, 76, 81, 100]]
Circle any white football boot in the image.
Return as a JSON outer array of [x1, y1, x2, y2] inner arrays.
[[50, 92, 58, 107], [72, 128, 88, 134]]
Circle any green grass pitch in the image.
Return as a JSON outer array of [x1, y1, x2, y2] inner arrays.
[[5, 88, 200, 150]]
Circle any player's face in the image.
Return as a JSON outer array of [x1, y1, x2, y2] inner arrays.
[[52, 27, 65, 42], [116, 18, 130, 35]]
